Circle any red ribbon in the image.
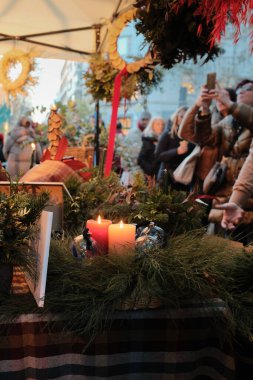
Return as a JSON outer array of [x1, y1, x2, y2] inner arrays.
[[104, 67, 128, 177]]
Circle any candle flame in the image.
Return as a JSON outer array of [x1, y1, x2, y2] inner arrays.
[[97, 215, 101, 224], [31, 143, 36, 151], [120, 220, 124, 228]]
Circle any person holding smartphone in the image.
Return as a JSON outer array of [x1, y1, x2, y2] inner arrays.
[[178, 78, 253, 244], [211, 82, 253, 232]]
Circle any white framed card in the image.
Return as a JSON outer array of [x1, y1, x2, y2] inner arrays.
[[25, 210, 53, 307]]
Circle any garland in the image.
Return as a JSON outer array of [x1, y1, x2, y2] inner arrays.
[[0, 175, 253, 342], [62, 174, 204, 234], [1, 233, 253, 343], [134, 0, 222, 70], [83, 54, 163, 102], [0, 49, 37, 98]]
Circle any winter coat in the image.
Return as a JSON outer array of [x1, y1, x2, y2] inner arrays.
[[3, 126, 42, 178], [154, 130, 195, 190], [229, 103, 253, 212], [155, 131, 195, 172], [178, 104, 253, 222], [137, 136, 159, 176]]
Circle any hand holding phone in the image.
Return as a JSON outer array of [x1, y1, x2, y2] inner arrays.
[[206, 72, 216, 91]]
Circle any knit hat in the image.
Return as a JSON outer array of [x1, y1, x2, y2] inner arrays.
[[140, 110, 151, 120]]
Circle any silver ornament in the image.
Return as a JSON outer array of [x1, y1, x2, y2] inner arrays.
[[136, 222, 166, 251], [71, 229, 98, 259]]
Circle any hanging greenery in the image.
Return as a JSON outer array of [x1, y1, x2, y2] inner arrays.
[[83, 54, 163, 102], [134, 0, 222, 70]]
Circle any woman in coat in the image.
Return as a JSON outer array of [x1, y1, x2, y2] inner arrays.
[[155, 106, 195, 191], [3, 117, 42, 179], [137, 116, 165, 178]]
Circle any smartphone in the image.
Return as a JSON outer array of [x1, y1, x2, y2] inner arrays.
[[206, 72, 216, 91]]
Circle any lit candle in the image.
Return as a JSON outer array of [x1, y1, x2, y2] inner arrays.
[[86, 215, 112, 254], [108, 220, 136, 255], [30, 142, 36, 169]]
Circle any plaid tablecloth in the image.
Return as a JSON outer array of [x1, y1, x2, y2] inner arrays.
[[0, 300, 237, 380]]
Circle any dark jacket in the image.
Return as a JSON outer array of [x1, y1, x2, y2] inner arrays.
[[137, 136, 158, 176], [154, 130, 195, 188], [155, 131, 195, 171]]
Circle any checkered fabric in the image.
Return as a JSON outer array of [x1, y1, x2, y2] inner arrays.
[[20, 160, 81, 183], [0, 300, 237, 380]]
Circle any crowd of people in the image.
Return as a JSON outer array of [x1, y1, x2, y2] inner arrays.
[[1, 78, 253, 245], [117, 78, 253, 245]]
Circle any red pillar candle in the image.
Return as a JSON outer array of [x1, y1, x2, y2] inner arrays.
[[108, 220, 136, 255], [86, 216, 112, 254]]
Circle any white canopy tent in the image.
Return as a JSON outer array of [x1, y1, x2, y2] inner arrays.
[[0, 0, 135, 164], [0, 0, 134, 60]]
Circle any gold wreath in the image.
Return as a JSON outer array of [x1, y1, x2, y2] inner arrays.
[[107, 8, 153, 74], [0, 49, 37, 98]]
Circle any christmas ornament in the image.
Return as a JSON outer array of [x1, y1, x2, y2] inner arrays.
[[136, 222, 166, 251], [71, 228, 98, 259]]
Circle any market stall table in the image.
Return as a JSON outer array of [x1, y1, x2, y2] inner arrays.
[[0, 299, 237, 380]]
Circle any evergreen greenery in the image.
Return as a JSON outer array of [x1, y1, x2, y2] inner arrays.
[[1, 175, 253, 345], [83, 54, 163, 102], [0, 185, 49, 278], [1, 233, 253, 343], [63, 173, 204, 236], [134, 0, 222, 70], [63, 171, 123, 233]]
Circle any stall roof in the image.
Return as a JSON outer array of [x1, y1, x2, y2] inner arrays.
[[0, 0, 134, 60]]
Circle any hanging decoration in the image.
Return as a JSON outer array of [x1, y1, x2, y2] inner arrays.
[[174, 0, 253, 49], [134, 0, 222, 70], [103, 7, 163, 177], [104, 67, 127, 177], [107, 8, 153, 73], [83, 54, 163, 102], [0, 49, 37, 98]]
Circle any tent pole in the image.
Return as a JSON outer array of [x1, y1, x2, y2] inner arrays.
[[94, 27, 101, 166], [94, 101, 100, 166]]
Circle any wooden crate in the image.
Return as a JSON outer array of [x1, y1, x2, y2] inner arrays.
[[65, 146, 94, 168]]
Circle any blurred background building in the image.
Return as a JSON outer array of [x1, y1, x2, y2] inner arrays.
[[56, 23, 253, 132], [1, 23, 253, 135]]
